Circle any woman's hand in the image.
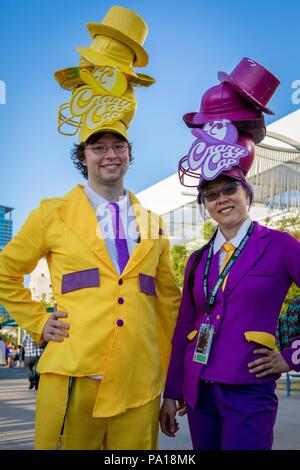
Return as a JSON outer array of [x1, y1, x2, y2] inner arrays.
[[248, 348, 290, 377], [159, 398, 183, 437], [42, 311, 69, 343], [177, 400, 187, 417]]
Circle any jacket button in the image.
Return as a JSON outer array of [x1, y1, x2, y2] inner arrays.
[[117, 319, 124, 327], [118, 297, 124, 304], [118, 279, 123, 285], [216, 315, 221, 320]]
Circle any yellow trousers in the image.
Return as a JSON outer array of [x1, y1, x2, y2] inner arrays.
[[35, 374, 160, 450]]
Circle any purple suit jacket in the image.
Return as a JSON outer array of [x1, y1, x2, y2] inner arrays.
[[164, 222, 300, 409]]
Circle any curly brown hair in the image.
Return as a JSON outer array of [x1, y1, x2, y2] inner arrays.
[[70, 132, 134, 179]]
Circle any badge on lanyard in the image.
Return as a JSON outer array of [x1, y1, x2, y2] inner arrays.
[[193, 323, 215, 364]]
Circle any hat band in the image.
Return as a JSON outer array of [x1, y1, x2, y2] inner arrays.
[[89, 36, 135, 68], [202, 100, 256, 115]]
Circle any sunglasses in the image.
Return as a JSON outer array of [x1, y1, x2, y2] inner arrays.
[[203, 181, 240, 202]]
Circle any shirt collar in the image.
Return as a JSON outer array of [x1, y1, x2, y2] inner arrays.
[[84, 184, 129, 213], [213, 216, 252, 254]]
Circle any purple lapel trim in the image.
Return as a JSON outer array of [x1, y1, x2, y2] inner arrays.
[[61, 268, 100, 294], [223, 222, 272, 300], [139, 273, 157, 297]]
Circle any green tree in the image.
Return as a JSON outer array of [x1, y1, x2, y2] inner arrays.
[[170, 244, 190, 289], [40, 293, 55, 309], [203, 220, 216, 241]]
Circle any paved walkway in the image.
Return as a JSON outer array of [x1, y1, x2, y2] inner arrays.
[[0, 366, 299, 450]]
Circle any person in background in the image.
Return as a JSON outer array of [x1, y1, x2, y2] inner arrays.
[[0, 335, 6, 366], [22, 331, 44, 390]]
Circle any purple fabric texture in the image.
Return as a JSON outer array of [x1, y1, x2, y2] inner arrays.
[[187, 381, 278, 450], [107, 202, 130, 273], [217, 57, 280, 115], [61, 268, 99, 294], [164, 222, 300, 408], [139, 273, 157, 297]]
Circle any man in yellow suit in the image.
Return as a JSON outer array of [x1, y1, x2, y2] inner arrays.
[[0, 6, 181, 450]]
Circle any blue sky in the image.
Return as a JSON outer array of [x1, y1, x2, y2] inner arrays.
[[1, 0, 300, 232]]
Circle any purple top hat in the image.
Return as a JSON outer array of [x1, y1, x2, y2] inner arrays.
[[217, 57, 280, 115], [183, 83, 261, 127], [183, 83, 266, 144]]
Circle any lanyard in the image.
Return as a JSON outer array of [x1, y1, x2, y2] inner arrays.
[[203, 222, 254, 315]]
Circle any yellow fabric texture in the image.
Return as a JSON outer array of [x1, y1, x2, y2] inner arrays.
[[35, 374, 160, 450], [244, 331, 276, 350], [187, 329, 198, 341], [220, 242, 236, 291], [85, 5, 149, 67], [0, 185, 181, 417]]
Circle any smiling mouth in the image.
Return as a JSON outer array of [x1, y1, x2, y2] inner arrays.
[[218, 206, 234, 214], [100, 163, 121, 169]]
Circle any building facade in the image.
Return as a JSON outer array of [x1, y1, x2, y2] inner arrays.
[[0, 205, 14, 323]]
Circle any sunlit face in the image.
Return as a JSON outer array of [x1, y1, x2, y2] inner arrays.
[[202, 176, 249, 230], [83, 132, 129, 186]]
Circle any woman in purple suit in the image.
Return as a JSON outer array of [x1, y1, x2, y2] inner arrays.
[[160, 58, 300, 450]]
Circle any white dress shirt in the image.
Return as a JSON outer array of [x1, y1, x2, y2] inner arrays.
[[84, 184, 140, 274], [213, 217, 252, 271]]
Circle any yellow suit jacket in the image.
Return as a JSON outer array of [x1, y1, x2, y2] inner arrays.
[[0, 185, 181, 416]]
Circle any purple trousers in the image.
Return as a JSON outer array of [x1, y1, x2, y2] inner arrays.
[[187, 380, 278, 450]]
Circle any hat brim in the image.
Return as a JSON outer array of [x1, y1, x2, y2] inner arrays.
[[183, 106, 261, 127], [86, 23, 148, 68], [184, 114, 266, 145], [198, 166, 246, 189], [55, 64, 155, 91], [80, 120, 128, 143], [217, 71, 274, 115]]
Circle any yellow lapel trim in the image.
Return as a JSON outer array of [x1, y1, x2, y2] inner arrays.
[[57, 185, 116, 273]]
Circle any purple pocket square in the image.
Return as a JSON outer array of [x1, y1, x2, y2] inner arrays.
[[139, 273, 157, 297], [61, 268, 100, 294]]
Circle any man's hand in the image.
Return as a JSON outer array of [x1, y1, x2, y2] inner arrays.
[[248, 348, 291, 377], [159, 398, 181, 437], [42, 311, 69, 343]]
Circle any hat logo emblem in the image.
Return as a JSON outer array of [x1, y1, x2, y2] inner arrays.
[[187, 120, 249, 180], [58, 66, 135, 135]]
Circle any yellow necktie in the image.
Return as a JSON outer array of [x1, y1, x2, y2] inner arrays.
[[220, 242, 235, 291]]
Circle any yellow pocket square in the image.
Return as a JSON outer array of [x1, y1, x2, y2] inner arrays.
[[187, 329, 198, 341], [244, 331, 275, 350]]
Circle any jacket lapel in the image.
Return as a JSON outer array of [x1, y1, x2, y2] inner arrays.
[[121, 192, 155, 276], [57, 185, 116, 273], [224, 222, 272, 299]]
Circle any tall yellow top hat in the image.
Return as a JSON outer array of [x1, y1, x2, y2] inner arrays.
[[83, 5, 149, 67], [55, 5, 155, 90], [56, 5, 154, 142]]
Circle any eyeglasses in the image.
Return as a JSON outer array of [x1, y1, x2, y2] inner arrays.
[[203, 181, 240, 202], [86, 142, 129, 156]]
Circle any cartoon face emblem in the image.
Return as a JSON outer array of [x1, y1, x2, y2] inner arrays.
[[203, 120, 238, 142]]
